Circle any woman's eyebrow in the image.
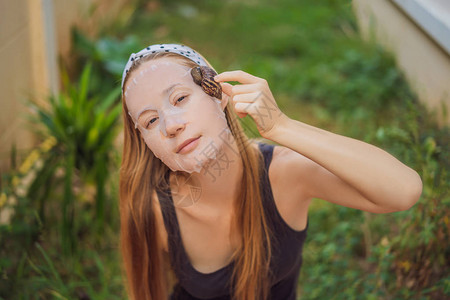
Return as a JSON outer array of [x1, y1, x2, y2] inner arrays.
[[161, 83, 183, 96], [134, 83, 186, 121], [136, 105, 157, 121]]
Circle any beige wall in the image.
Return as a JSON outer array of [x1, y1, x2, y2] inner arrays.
[[0, 0, 129, 172], [0, 0, 45, 171], [54, 0, 131, 60], [353, 0, 450, 125]]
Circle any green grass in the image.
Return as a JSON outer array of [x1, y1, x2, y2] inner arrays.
[[1, 0, 448, 299]]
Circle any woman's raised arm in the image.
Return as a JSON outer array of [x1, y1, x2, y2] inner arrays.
[[215, 70, 423, 213]]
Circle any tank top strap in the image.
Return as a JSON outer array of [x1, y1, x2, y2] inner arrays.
[[257, 142, 307, 236], [258, 142, 275, 171], [257, 142, 283, 231], [156, 188, 179, 241], [155, 173, 186, 273]]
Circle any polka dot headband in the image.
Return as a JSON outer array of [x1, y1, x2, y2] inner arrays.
[[121, 43, 208, 89]]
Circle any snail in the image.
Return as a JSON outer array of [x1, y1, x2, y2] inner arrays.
[[190, 66, 222, 100]]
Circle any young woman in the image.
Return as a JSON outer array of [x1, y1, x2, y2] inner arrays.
[[119, 43, 422, 300]]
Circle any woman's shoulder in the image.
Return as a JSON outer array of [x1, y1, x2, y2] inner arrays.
[[254, 140, 319, 176], [262, 142, 317, 198], [256, 141, 311, 231], [253, 140, 310, 170], [264, 143, 299, 183]]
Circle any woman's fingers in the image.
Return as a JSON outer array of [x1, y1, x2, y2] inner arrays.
[[219, 82, 248, 118], [220, 82, 261, 99], [220, 82, 234, 96], [229, 83, 261, 95], [214, 70, 263, 84], [234, 102, 251, 113], [232, 92, 262, 103]]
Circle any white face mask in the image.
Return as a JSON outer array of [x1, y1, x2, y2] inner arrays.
[[125, 58, 232, 174]]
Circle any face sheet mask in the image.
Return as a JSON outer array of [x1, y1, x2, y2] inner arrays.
[[125, 59, 233, 174]]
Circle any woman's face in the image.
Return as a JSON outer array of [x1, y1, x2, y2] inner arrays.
[[124, 58, 230, 173]]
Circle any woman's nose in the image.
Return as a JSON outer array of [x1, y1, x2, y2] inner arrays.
[[162, 115, 186, 137]]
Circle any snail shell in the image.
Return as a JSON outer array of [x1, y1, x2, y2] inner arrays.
[[190, 66, 222, 100]]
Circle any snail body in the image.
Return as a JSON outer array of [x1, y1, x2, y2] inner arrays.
[[190, 66, 222, 100]]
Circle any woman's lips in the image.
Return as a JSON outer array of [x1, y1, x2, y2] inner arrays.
[[176, 136, 201, 154]]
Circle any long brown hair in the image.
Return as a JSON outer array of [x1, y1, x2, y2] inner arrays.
[[120, 50, 273, 300]]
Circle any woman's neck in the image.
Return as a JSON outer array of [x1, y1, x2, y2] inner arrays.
[[170, 140, 244, 212]]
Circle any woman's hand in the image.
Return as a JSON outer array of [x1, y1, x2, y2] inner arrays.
[[214, 70, 288, 138]]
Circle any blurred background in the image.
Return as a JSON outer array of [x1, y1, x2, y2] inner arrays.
[[0, 0, 449, 299]]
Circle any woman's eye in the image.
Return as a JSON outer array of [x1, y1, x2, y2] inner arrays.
[[146, 117, 158, 128], [175, 95, 187, 104]]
